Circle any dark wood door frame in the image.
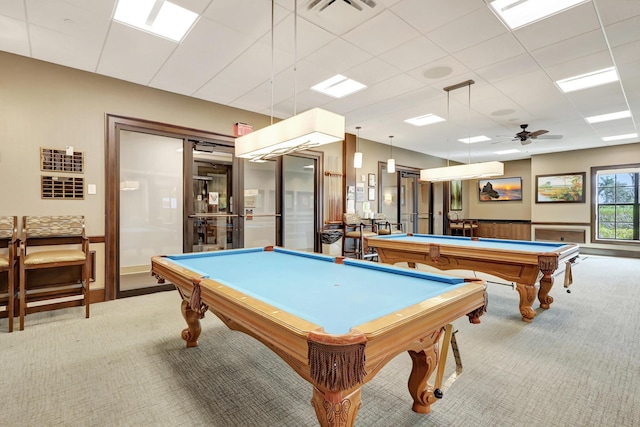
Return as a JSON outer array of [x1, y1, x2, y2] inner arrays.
[[105, 114, 234, 300]]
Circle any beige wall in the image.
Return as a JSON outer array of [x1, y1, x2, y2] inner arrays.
[[531, 144, 640, 252], [467, 159, 532, 220], [1, 52, 272, 290], [0, 51, 271, 237]]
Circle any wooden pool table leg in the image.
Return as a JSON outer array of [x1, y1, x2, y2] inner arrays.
[[311, 387, 361, 427], [407, 332, 441, 414], [537, 273, 555, 310], [180, 300, 202, 348], [515, 283, 537, 323]]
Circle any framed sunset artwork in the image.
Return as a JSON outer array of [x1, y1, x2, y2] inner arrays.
[[478, 177, 523, 202]]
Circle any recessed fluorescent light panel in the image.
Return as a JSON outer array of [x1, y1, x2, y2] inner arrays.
[[311, 75, 367, 98], [404, 114, 445, 127], [114, 0, 199, 42], [490, 0, 588, 30], [458, 136, 491, 144], [602, 133, 638, 142], [585, 110, 631, 124], [556, 67, 618, 93], [495, 149, 520, 154]]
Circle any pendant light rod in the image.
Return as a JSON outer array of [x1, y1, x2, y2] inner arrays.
[[443, 79, 475, 93], [419, 79, 503, 181], [354, 126, 363, 169]]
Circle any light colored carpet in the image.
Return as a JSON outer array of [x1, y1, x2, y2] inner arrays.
[[1, 255, 639, 426]]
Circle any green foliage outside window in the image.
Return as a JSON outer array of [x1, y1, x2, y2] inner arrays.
[[596, 172, 638, 241]]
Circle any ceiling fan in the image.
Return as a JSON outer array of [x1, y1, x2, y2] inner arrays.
[[308, 0, 376, 12], [498, 124, 563, 145]]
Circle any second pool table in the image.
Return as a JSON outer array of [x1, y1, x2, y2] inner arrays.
[[151, 246, 487, 427], [366, 233, 579, 323]]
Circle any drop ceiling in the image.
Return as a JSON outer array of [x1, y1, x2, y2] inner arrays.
[[1, 0, 639, 163]]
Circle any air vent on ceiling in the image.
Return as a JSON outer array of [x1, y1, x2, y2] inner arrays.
[[307, 0, 376, 12]]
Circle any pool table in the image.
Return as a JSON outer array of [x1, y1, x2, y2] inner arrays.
[[366, 233, 579, 323], [151, 246, 487, 427]]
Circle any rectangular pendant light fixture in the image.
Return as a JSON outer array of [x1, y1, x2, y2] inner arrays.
[[235, 108, 345, 161], [420, 161, 504, 182]]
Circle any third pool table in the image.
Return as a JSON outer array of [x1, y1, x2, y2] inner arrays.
[[366, 233, 579, 323]]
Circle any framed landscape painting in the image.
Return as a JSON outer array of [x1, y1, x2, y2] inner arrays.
[[535, 172, 585, 203], [478, 177, 522, 201]]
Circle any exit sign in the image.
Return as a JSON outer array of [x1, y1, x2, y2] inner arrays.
[[234, 122, 253, 137]]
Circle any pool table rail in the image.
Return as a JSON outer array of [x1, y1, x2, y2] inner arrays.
[[151, 250, 488, 427]]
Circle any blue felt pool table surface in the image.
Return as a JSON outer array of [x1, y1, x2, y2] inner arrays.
[[164, 247, 471, 334]]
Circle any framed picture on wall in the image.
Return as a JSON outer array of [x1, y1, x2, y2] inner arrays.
[[478, 177, 523, 201], [368, 187, 376, 201], [450, 180, 462, 210], [535, 172, 585, 203], [368, 173, 376, 187]]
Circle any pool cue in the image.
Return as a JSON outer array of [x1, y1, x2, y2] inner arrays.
[[433, 324, 453, 398], [434, 325, 465, 398]]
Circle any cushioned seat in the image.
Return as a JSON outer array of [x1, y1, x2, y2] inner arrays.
[[374, 214, 404, 235], [447, 212, 478, 237], [19, 215, 90, 330], [342, 213, 377, 259]]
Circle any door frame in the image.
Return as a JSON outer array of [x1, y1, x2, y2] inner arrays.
[[105, 114, 234, 300]]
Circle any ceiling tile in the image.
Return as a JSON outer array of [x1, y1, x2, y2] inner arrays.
[[426, 7, 507, 53], [391, 0, 484, 35], [342, 10, 421, 56], [454, 32, 526, 71], [97, 22, 177, 85], [378, 36, 448, 72], [0, 15, 29, 56]]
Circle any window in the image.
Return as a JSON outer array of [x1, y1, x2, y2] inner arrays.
[[594, 166, 639, 242]]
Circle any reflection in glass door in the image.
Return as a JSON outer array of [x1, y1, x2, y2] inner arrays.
[[400, 172, 419, 234], [418, 181, 432, 234], [119, 130, 183, 294], [243, 159, 277, 248], [283, 155, 316, 251], [188, 145, 237, 253]]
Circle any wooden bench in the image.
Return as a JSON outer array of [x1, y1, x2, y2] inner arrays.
[[19, 215, 90, 330]]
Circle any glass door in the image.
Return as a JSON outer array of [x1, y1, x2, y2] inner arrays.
[[283, 155, 317, 251], [400, 171, 419, 234], [418, 181, 432, 234], [119, 130, 183, 295], [188, 143, 238, 253], [242, 159, 278, 248]]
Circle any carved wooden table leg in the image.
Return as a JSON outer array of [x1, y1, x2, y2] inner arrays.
[[407, 332, 441, 414], [311, 388, 361, 427], [538, 255, 559, 309], [180, 300, 201, 348], [515, 283, 537, 323]]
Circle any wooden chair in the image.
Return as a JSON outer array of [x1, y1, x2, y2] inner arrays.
[[19, 215, 90, 330], [0, 216, 18, 332], [342, 213, 377, 259], [373, 214, 404, 235], [447, 211, 478, 237]]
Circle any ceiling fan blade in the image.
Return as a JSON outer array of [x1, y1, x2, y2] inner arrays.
[[520, 139, 533, 146], [319, 0, 336, 11], [345, 0, 363, 11], [534, 134, 563, 139], [360, 0, 377, 7], [528, 129, 548, 138]]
